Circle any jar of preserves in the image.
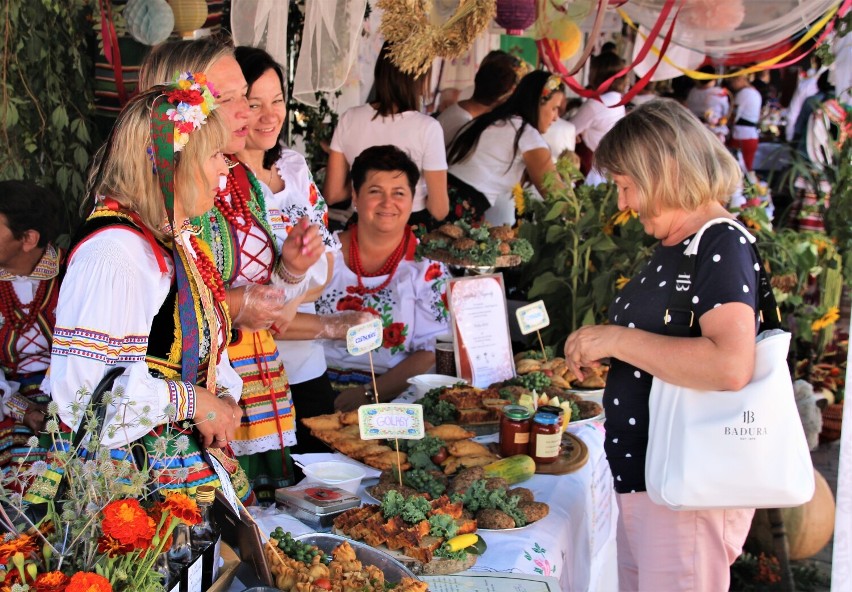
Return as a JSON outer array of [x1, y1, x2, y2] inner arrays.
[[530, 410, 562, 464], [500, 405, 532, 457]]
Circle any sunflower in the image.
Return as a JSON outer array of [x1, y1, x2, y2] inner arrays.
[[615, 275, 630, 290], [612, 209, 637, 226], [513, 184, 525, 216], [812, 307, 840, 332]]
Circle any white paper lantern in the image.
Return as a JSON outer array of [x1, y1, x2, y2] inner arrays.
[[124, 0, 175, 46]]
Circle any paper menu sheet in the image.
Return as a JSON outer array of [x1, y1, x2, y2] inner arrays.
[[422, 572, 561, 591]]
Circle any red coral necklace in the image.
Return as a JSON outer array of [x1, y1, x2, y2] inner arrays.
[[0, 280, 49, 333], [188, 235, 226, 302], [347, 225, 411, 295], [215, 169, 252, 233]]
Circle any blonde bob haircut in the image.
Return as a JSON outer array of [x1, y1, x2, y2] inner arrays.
[[86, 86, 229, 239], [595, 99, 741, 218], [139, 37, 234, 91]]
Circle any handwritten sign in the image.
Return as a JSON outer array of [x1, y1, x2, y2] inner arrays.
[[346, 319, 383, 356], [358, 404, 425, 440], [516, 300, 550, 335]]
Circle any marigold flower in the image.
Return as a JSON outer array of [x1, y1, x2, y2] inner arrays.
[[615, 276, 630, 290], [33, 570, 70, 592], [0, 534, 37, 564], [163, 493, 201, 525], [66, 571, 112, 592], [513, 184, 525, 216], [612, 209, 637, 226], [812, 307, 840, 332], [101, 498, 156, 550], [97, 534, 134, 557]]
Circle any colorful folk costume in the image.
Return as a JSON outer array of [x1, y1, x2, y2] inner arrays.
[[196, 159, 322, 500], [0, 245, 61, 486], [25, 73, 253, 504]]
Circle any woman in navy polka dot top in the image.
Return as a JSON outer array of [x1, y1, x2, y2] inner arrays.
[[564, 99, 760, 591]]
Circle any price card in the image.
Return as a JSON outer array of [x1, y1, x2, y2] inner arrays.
[[358, 404, 425, 440], [516, 300, 550, 335], [346, 318, 383, 356]]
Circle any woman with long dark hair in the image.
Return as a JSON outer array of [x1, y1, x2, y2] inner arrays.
[[447, 70, 565, 225]]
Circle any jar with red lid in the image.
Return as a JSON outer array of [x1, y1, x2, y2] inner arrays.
[[500, 405, 532, 457], [530, 410, 562, 464]]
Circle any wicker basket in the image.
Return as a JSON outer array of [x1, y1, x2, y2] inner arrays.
[[820, 402, 844, 442]]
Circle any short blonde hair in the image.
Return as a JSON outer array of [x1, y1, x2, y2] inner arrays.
[[139, 38, 234, 91], [86, 86, 228, 238], [595, 99, 740, 217]]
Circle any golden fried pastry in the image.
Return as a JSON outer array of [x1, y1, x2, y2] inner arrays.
[[550, 373, 573, 389], [488, 225, 515, 240], [357, 443, 393, 458], [426, 424, 475, 441], [340, 410, 360, 425], [442, 454, 497, 475], [363, 450, 410, 471], [438, 222, 464, 239], [447, 439, 491, 458], [333, 437, 374, 456], [578, 369, 606, 388], [516, 358, 542, 374], [301, 412, 342, 431]]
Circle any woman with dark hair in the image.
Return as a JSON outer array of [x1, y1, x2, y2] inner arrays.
[[447, 70, 565, 226], [324, 42, 449, 226], [232, 46, 373, 453], [569, 52, 627, 176], [315, 145, 451, 412]]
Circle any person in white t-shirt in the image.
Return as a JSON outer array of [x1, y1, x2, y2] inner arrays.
[[437, 50, 522, 147], [727, 74, 762, 171], [569, 52, 627, 176], [686, 65, 731, 123], [324, 42, 449, 228], [447, 71, 566, 226]]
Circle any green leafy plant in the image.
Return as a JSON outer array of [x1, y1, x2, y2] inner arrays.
[[515, 156, 657, 345], [0, 0, 96, 238]]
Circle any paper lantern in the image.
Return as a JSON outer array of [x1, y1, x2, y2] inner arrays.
[[495, 0, 536, 35], [125, 0, 174, 46], [550, 20, 582, 61], [168, 0, 208, 36]]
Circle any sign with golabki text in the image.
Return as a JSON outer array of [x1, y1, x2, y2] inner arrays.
[[358, 404, 425, 440], [346, 318, 383, 356], [516, 300, 550, 335]]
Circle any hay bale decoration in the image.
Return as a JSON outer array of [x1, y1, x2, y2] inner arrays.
[[377, 0, 497, 77]]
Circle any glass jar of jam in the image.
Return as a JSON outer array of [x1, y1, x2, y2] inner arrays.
[[500, 405, 532, 457], [530, 410, 562, 464]]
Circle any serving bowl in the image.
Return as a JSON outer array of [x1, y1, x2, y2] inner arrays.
[[299, 460, 366, 493], [406, 373, 465, 398]]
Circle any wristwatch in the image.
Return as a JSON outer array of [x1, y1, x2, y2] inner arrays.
[[363, 385, 376, 402]]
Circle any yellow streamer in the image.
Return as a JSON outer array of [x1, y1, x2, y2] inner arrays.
[[617, 2, 841, 80]]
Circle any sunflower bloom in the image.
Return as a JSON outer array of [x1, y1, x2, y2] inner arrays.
[[612, 209, 637, 226], [615, 275, 630, 290], [513, 184, 525, 216], [812, 307, 840, 332]]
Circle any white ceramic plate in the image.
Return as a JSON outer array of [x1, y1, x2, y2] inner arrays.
[[567, 412, 605, 428], [477, 523, 536, 532], [566, 387, 605, 397]]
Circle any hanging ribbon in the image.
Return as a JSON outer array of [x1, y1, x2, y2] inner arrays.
[[618, 0, 849, 80], [538, 0, 683, 105], [541, 0, 610, 76], [98, 0, 129, 106]]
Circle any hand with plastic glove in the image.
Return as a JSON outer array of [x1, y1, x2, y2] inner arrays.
[[231, 283, 289, 333], [277, 216, 324, 283], [315, 310, 380, 340]]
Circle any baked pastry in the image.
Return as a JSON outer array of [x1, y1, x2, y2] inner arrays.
[[447, 440, 491, 458], [426, 424, 476, 441]]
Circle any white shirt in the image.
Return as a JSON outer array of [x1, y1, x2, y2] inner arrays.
[[330, 104, 448, 212], [686, 86, 730, 122], [437, 103, 473, 147], [543, 118, 576, 162], [265, 149, 341, 384], [448, 116, 549, 226], [46, 228, 242, 448], [569, 91, 626, 151], [732, 86, 762, 141]]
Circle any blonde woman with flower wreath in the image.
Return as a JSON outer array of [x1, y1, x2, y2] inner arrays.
[[140, 39, 327, 501], [26, 75, 254, 503]]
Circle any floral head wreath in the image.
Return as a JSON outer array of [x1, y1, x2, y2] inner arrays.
[[149, 71, 218, 221], [541, 74, 565, 104]]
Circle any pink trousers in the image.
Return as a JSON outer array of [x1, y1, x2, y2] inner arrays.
[[616, 492, 754, 592]]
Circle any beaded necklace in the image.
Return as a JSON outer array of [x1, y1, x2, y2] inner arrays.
[[188, 235, 226, 302], [0, 280, 50, 334], [215, 173, 253, 232], [346, 224, 412, 295]]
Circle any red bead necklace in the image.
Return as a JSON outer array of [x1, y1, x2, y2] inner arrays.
[[0, 280, 50, 334], [189, 235, 226, 302], [347, 225, 410, 295], [215, 171, 253, 232]]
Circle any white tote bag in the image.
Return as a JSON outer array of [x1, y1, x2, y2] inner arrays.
[[645, 219, 814, 511]]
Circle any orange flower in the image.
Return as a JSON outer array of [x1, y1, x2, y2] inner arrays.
[[33, 571, 70, 592], [163, 493, 201, 525], [101, 498, 156, 550], [149, 503, 173, 552], [0, 534, 37, 564], [97, 534, 134, 557], [66, 571, 112, 592]]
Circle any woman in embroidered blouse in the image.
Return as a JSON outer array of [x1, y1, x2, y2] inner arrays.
[[30, 79, 250, 502], [315, 145, 451, 412], [140, 39, 326, 499], [563, 100, 758, 591]]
